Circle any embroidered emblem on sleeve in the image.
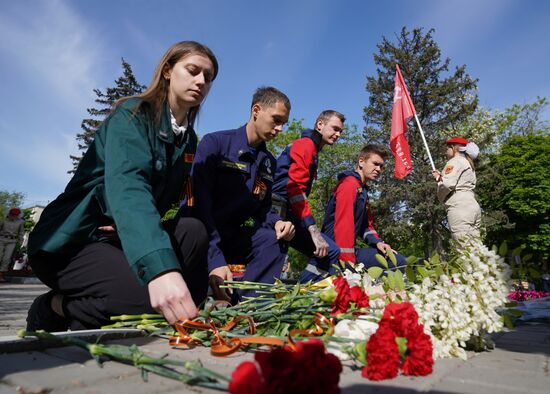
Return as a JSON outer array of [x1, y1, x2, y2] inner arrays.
[[444, 165, 454, 175]]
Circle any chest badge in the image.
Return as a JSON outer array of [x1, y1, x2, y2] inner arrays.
[[155, 160, 163, 171]]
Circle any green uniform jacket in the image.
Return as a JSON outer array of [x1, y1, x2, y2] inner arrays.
[[28, 98, 197, 285]]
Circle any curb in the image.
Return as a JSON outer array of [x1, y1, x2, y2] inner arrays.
[[0, 329, 145, 354]]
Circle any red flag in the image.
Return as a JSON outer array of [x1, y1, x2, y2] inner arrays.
[[390, 64, 415, 179]]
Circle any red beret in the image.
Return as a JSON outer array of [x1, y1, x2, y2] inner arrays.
[[9, 208, 21, 216], [446, 137, 469, 145]]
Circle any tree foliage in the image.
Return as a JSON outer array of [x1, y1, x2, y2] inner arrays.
[[70, 59, 146, 172], [363, 27, 479, 257], [476, 101, 550, 265], [0, 190, 25, 218]]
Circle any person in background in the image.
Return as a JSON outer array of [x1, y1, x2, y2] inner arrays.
[[26, 41, 218, 330], [432, 137, 481, 240], [303, 145, 407, 283], [184, 86, 295, 302], [0, 208, 25, 282], [272, 110, 344, 283]]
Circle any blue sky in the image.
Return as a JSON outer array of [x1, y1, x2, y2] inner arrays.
[[1, 0, 549, 207]]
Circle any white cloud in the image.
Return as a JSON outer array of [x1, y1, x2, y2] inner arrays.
[[0, 0, 105, 110]]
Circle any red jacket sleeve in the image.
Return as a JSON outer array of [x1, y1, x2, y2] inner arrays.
[[287, 138, 317, 227], [333, 177, 360, 263]]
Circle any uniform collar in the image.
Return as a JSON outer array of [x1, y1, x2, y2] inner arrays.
[[236, 125, 268, 161], [157, 101, 174, 143], [301, 129, 323, 151], [338, 169, 363, 185], [158, 102, 194, 147]]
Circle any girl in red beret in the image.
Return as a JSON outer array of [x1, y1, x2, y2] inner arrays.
[[432, 138, 481, 241]]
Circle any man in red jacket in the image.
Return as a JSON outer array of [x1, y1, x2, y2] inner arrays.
[[272, 110, 345, 281], [303, 144, 406, 282]]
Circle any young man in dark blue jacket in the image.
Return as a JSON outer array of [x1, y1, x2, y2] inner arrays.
[[184, 87, 295, 301], [302, 144, 407, 282], [272, 110, 344, 282]]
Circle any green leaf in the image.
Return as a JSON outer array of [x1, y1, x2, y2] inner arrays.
[[367, 267, 384, 281], [405, 265, 416, 283], [499, 241, 508, 257], [505, 301, 518, 307], [386, 271, 397, 290], [503, 315, 514, 329], [429, 253, 440, 266], [387, 249, 397, 267], [395, 270, 406, 290], [508, 309, 524, 317], [512, 246, 523, 257], [406, 255, 417, 265], [434, 264, 444, 278], [522, 254, 533, 262], [417, 266, 430, 279], [354, 341, 367, 365], [395, 337, 408, 357], [375, 254, 389, 269]]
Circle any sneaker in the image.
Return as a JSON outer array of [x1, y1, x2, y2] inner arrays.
[[26, 291, 69, 332]]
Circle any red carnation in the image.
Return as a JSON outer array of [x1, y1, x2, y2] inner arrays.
[[362, 302, 434, 381], [362, 326, 400, 381], [331, 277, 352, 315], [292, 339, 342, 394], [349, 286, 370, 309], [379, 302, 419, 337], [230, 339, 342, 394], [401, 326, 434, 376], [229, 361, 264, 393]]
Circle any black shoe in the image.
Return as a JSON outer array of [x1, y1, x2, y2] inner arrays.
[[26, 291, 69, 332]]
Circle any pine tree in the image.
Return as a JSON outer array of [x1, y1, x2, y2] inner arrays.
[[363, 27, 478, 257], [69, 59, 146, 172]]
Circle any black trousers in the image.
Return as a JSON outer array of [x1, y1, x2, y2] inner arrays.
[[29, 217, 208, 330]]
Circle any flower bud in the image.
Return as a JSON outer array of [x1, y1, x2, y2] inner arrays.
[[319, 287, 337, 303]]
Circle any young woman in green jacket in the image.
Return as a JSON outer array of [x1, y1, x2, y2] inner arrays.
[[26, 41, 218, 330]]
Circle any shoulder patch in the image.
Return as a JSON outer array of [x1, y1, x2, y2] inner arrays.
[[184, 153, 194, 163], [444, 165, 454, 175]]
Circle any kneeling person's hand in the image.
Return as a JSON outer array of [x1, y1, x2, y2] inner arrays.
[[209, 265, 233, 302], [148, 271, 198, 325]]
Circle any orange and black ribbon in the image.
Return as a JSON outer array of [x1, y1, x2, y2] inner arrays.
[[169, 312, 334, 357]]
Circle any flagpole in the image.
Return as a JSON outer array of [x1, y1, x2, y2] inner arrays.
[[412, 113, 436, 171]]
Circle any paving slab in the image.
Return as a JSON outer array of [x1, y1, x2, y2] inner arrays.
[[1, 281, 550, 393]]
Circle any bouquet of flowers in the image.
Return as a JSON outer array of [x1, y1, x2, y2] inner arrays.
[[408, 240, 511, 359]]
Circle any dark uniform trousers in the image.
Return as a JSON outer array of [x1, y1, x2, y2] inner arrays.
[[220, 225, 287, 300], [29, 217, 208, 330]]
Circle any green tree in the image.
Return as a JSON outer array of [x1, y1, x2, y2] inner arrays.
[[495, 97, 550, 141], [70, 59, 146, 172], [267, 118, 304, 157], [478, 133, 550, 266], [363, 27, 479, 257], [0, 190, 25, 218]]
